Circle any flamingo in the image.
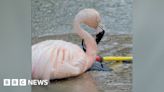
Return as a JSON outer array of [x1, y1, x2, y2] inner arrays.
[[32, 9, 104, 80]]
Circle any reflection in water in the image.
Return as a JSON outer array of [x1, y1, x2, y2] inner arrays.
[[32, 72, 99, 92]]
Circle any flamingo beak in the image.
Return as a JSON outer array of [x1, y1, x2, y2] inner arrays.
[[95, 25, 105, 44], [81, 25, 105, 52]]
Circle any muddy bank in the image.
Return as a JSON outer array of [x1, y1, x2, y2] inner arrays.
[[32, 33, 132, 92]]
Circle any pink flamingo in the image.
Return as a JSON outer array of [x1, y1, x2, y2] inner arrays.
[[32, 9, 103, 80]]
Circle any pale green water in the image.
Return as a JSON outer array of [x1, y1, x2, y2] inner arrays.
[[32, 0, 133, 37]]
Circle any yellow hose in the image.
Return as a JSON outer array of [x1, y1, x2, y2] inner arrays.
[[103, 56, 133, 61]]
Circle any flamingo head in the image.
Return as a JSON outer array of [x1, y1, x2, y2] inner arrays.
[[75, 9, 104, 31], [75, 9, 106, 51]]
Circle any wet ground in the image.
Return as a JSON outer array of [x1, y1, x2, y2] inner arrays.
[[32, 33, 132, 92]]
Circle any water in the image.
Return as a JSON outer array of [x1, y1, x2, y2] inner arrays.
[[32, 0, 133, 37], [32, 72, 100, 92]]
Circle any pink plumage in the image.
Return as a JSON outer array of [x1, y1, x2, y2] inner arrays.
[[32, 9, 102, 80]]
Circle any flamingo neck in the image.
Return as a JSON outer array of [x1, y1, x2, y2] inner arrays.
[[74, 20, 97, 65]]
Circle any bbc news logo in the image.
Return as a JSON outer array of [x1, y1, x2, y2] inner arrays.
[[3, 79, 49, 86]]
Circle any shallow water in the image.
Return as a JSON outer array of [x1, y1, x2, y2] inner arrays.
[[33, 72, 100, 92], [32, 70, 132, 92], [32, 0, 133, 37], [32, 33, 132, 92]]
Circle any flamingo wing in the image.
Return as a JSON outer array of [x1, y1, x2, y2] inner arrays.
[[32, 40, 90, 80]]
